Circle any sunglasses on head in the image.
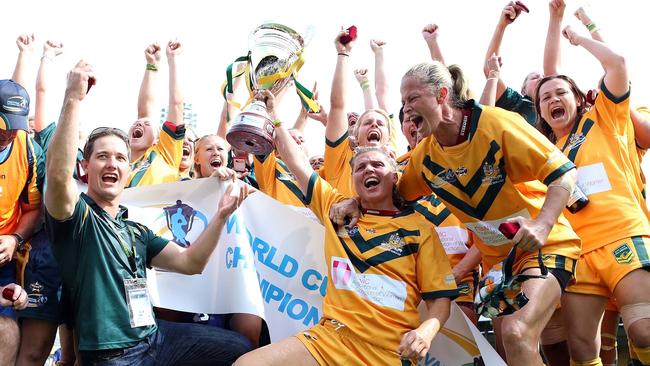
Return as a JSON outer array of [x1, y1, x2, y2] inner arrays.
[[89, 127, 129, 139]]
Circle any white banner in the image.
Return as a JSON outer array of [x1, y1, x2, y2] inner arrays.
[[121, 178, 327, 342], [121, 179, 504, 363]]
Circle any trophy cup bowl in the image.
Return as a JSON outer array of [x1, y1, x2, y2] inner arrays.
[[226, 24, 305, 155]]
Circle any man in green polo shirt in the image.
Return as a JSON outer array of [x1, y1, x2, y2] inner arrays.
[[44, 60, 252, 365]]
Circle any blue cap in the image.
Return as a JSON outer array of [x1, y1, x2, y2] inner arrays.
[[0, 80, 30, 131]]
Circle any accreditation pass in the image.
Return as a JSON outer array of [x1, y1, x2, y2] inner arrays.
[[124, 278, 155, 328]]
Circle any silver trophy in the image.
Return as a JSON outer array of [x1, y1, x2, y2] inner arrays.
[[226, 23, 306, 155]]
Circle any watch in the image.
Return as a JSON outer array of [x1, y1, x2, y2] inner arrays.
[[11, 233, 25, 251]]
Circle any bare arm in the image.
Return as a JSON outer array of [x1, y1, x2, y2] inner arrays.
[[34, 40, 64, 133], [421, 24, 445, 64], [151, 183, 248, 274], [259, 90, 313, 195], [327, 29, 355, 142], [354, 68, 376, 110], [483, 2, 522, 100], [479, 54, 502, 106], [563, 26, 628, 97], [165, 40, 184, 125], [45, 61, 94, 220], [452, 244, 482, 284], [217, 64, 246, 138], [12, 34, 35, 88], [544, 0, 566, 76], [508, 169, 576, 252], [631, 108, 650, 149], [137, 43, 161, 119], [574, 6, 605, 43], [399, 297, 450, 361], [371, 39, 389, 111]]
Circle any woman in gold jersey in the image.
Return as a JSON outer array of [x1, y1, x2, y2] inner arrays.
[[235, 91, 458, 366], [534, 25, 650, 366], [398, 60, 581, 365]]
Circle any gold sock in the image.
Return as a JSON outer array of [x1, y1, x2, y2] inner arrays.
[[570, 357, 603, 366]]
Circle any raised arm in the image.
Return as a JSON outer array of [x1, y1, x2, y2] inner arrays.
[[327, 28, 355, 142], [217, 63, 246, 138], [12, 34, 35, 88], [165, 39, 184, 125], [562, 26, 628, 97], [574, 6, 604, 43], [479, 54, 502, 106], [421, 24, 445, 64], [370, 39, 389, 111], [261, 90, 312, 195], [483, 2, 525, 101], [354, 68, 376, 110], [34, 40, 64, 133], [543, 0, 565, 76], [137, 43, 161, 119], [45, 61, 94, 220]]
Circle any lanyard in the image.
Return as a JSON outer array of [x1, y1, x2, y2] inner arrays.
[[95, 209, 139, 277]]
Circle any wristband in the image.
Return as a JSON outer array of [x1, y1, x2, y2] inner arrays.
[[41, 54, 54, 62], [272, 119, 282, 127], [487, 71, 500, 79], [360, 80, 370, 90], [146, 63, 158, 71], [586, 22, 598, 33], [337, 52, 349, 57]]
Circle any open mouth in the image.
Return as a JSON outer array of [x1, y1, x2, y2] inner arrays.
[[551, 106, 566, 120], [132, 127, 144, 139], [367, 130, 381, 142], [364, 177, 380, 188], [411, 115, 424, 128], [210, 158, 222, 168], [182, 145, 191, 158], [102, 173, 118, 184]]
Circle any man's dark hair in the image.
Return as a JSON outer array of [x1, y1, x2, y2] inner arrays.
[[83, 127, 131, 160]]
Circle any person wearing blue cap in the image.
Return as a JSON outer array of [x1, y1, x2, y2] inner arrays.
[[0, 78, 46, 366]]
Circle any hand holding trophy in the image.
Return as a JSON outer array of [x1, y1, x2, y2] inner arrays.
[[225, 23, 318, 155]]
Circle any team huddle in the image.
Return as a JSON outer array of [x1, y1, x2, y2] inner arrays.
[[1, 0, 650, 365]]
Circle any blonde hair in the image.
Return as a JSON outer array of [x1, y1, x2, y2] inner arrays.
[[403, 61, 471, 109], [351, 108, 392, 141], [193, 134, 230, 178]]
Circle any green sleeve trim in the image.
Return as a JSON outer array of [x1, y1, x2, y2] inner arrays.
[[543, 162, 576, 186], [161, 123, 186, 140], [600, 80, 630, 104], [303, 172, 318, 205], [325, 131, 349, 148], [421, 288, 460, 301]]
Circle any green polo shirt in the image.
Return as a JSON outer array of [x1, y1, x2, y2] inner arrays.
[[495, 86, 537, 126], [45, 193, 169, 351]]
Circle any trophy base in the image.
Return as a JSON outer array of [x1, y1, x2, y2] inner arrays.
[[226, 123, 275, 156]]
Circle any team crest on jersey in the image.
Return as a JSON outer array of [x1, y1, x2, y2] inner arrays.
[[613, 243, 635, 264], [454, 166, 468, 176], [481, 162, 504, 186], [566, 132, 587, 151], [380, 233, 406, 255]]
